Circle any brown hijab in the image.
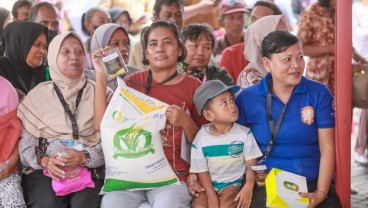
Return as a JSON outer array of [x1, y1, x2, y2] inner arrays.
[[17, 32, 100, 147]]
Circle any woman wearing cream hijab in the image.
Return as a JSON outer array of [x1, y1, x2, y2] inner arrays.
[[237, 15, 288, 88], [18, 32, 111, 208]]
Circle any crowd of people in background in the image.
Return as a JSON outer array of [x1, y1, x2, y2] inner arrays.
[[0, 0, 364, 207]]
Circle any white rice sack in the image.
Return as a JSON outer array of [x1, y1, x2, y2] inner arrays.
[[100, 78, 179, 192]]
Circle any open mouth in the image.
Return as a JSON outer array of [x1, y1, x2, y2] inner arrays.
[[231, 111, 239, 116]]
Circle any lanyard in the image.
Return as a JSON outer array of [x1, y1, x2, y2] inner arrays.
[[258, 78, 288, 164], [53, 81, 87, 140], [145, 69, 178, 95], [126, 69, 178, 94]]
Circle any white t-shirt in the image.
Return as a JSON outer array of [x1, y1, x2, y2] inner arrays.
[[190, 123, 262, 191]]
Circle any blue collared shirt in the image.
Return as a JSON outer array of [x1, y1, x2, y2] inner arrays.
[[235, 73, 335, 182]]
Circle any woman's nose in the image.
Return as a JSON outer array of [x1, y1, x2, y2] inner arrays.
[[155, 43, 165, 52], [196, 46, 204, 55], [39, 46, 47, 55]]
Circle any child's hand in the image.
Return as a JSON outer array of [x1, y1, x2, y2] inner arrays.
[[235, 184, 253, 208], [187, 173, 205, 197], [207, 192, 220, 208]]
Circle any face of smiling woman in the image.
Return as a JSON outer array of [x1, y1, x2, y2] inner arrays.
[[263, 42, 305, 89], [26, 32, 47, 68], [56, 36, 85, 79], [144, 27, 183, 71]]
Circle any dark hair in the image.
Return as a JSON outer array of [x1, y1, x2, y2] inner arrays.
[[261, 30, 299, 59], [81, 7, 107, 35], [153, 0, 184, 16], [254, 1, 282, 15], [141, 20, 186, 65], [12, 0, 32, 19], [29, 2, 58, 22], [109, 8, 132, 25], [182, 24, 215, 49], [318, 0, 331, 8]]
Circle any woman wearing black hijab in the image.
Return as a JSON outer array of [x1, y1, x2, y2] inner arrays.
[[0, 21, 48, 94], [0, 7, 10, 56]]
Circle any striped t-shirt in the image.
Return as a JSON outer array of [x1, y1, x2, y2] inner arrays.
[[190, 123, 262, 191]]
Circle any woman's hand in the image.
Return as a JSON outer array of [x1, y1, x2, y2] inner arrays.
[[166, 104, 191, 129], [187, 173, 205, 197], [299, 191, 327, 208], [235, 184, 253, 208], [56, 149, 86, 167], [42, 155, 66, 181], [91, 46, 110, 74]]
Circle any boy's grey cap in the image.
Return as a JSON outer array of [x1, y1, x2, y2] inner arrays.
[[193, 80, 241, 116]]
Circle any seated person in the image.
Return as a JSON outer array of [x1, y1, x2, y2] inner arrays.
[[94, 20, 207, 208], [191, 80, 262, 208], [237, 15, 288, 89], [220, 1, 282, 82], [108, 8, 138, 46], [88, 23, 140, 90], [235, 30, 341, 207], [18, 32, 108, 208], [210, 0, 248, 66], [0, 76, 25, 207], [180, 24, 234, 86]]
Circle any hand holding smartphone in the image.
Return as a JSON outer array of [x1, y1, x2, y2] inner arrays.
[[99, 47, 127, 78]]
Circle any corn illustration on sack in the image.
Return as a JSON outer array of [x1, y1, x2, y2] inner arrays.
[[265, 168, 309, 208], [100, 78, 179, 192]]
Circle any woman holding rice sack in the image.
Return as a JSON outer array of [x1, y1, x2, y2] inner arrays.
[[94, 20, 207, 208]]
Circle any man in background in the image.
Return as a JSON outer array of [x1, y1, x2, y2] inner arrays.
[[219, 0, 281, 82], [12, 0, 32, 21]]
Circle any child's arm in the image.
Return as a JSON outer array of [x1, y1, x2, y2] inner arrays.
[[198, 172, 220, 208], [235, 158, 258, 208]]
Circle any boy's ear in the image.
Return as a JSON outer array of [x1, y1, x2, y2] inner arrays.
[[203, 109, 214, 122]]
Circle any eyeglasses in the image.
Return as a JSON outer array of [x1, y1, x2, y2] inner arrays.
[[33, 42, 48, 52]]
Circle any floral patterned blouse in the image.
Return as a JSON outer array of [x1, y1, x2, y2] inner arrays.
[[298, 3, 335, 93], [19, 128, 105, 179]]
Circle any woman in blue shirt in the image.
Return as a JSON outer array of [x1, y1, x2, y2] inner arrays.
[[235, 30, 341, 207]]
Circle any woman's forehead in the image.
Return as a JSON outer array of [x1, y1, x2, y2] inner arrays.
[[60, 35, 83, 47], [148, 27, 175, 40]]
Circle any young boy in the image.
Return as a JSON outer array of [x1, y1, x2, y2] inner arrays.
[[191, 80, 262, 208]]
